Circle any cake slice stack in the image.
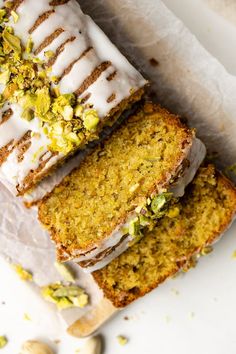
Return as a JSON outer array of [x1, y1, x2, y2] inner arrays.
[[38, 102, 206, 270], [93, 164, 236, 307]]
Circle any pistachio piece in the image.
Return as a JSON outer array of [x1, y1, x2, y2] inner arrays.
[[12, 264, 33, 281], [54, 261, 76, 283], [80, 336, 102, 354], [53, 285, 83, 298], [11, 10, 19, 23], [44, 50, 54, 59], [83, 109, 99, 131], [2, 28, 21, 53], [20, 340, 54, 354], [0, 69, 10, 84], [117, 335, 128, 346], [128, 217, 140, 236], [0, 336, 7, 349], [41, 283, 89, 310], [35, 88, 51, 117], [150, 192, 172, 214], [25, 37, 34, 54]]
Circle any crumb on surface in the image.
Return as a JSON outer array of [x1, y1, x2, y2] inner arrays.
[[171, 288, 179, 295], [117, 335, 128, 346], [149, 58, 159, 67], [54, 339, 61, 344], [123, 316, 129, 321], [165, 315, 171, 323], [232, 250, 236, 259], [188, 311, 195, 319], [0, 336, 7, 349], [12, 264, 33, 281], [23, 313, 31, 321]]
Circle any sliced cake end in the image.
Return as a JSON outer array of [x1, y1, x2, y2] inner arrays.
[[93, 165, 236, 307]]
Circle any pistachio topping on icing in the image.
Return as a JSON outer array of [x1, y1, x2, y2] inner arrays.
[[0, 18, 100, 155], [41, 282, 89, 310]]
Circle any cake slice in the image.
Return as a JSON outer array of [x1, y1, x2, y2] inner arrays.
[[93, 165, 236, 308], [0, 0, 146, 195], [38, 102, 206, 269]]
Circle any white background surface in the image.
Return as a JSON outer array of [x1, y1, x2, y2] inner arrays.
[[1, 1, 236, 353]]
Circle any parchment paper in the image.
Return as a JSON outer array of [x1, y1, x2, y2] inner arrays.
[[1, 0, 236, 326]]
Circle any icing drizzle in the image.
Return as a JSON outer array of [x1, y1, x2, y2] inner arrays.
[[0, 0, 146, 194]]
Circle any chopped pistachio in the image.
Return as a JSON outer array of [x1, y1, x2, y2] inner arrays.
[[12, 264, 33, 281], [11, 10, 19, 23], [151, 192, 172, 214], [0, 336, 7, 349], [2, 28, 21, 53], [23, 313, 31, 321], [70, 293, 89, 308], [22, 108, 34, 121], [54, 261, 76, 283], [41, 283, 89, 310], [0, 9, 6, 24], [51, 76, 59, 84], [0, 69, 10, 84], [62, 105, 73, 121], [44, 50, 54, 59], [129, 217, 140, 236], [4, 1, 14, 9], [83, 109, 100, 131], [53, 285, 84, 298], [25, 36, 34, 54], [74, 104, 83, 117], [35, 88, 51, 117], [117, 335, 128, 346]]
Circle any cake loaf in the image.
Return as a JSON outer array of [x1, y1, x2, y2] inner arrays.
[[93, 165, 236, 307], [38, 103, 206, 271], [0, 0, 146, 195]]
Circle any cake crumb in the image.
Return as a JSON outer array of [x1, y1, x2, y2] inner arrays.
[[123, 316, 129, 321], [117, 335, 128, 346], [149, 58, 159, 67], [232, 250, 236, 259], [201, 245, 213, 256], [54, 339, 61, 344]]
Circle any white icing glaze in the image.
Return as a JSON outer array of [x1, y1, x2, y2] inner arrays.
[[0, 104, 29, 149], [0, 111, 62, 188], [10, 0, 52, 45], [0, 0, 146, 195], [75, 137, 206, 272], [59, 48, 99, 94]]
